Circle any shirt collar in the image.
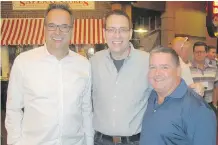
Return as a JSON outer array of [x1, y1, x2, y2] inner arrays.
[[42, 43, 73, 60], [191, 59, 209, 69], [167, 79, 188, 99], [105, 42, 135, 60]]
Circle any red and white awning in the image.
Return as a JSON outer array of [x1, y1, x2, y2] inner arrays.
[[1, 18, 105, 45], [73, 19, 105, 44]]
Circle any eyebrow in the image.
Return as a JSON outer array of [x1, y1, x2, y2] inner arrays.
[[149, 64, 170, 67], [106, 27, 129, 29]]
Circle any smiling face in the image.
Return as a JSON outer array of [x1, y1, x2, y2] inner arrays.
[[148, 52, 181, 94], [104, 14, 132, 54], [44, 9, 72, 51]]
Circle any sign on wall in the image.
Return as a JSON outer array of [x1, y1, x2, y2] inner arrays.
[[12, 1, 95, 10]]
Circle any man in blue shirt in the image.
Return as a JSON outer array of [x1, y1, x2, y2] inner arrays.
[[139, 46, 216, 145]]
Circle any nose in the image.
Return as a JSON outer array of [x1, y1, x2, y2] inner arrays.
[[55, 26, 61, 35], [114, 29, 121, 38], [154, 68, 161, 76]]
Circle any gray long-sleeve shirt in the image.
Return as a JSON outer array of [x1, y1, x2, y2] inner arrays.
[[90, 43, 152, 136]]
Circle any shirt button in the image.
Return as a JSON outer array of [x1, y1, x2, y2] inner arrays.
[[154, 110, 156, 112]]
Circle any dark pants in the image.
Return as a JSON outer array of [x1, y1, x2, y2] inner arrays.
[[94, 132, 139, 145]]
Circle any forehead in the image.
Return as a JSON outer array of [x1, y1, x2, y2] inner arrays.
[[194, 45, 206, 51], [46, 9, 71, 24], [106, 14, 129, 28], [150, 53, 174, 65], [209, 48, 216, 52]]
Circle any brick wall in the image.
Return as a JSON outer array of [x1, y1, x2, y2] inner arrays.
[[1, 1, 111, 18]]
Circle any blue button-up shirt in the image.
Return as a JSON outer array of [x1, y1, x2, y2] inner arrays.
[[139, 79, 216, 145]]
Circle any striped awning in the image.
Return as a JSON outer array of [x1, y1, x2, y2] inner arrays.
[[1, 18, 105, 45], [73, 19, 105, 44]]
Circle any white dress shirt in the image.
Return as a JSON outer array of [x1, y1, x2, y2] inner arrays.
[[90, 43, 152, 136], [5, 45, 94, 145], [179, 57, 193, 85]]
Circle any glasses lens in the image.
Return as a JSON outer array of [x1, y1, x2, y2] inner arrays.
[[47, 23, 56, 31], [60, 24, 71, 32]]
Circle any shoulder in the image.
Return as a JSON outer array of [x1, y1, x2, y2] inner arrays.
[[68, 51, 91, 74], [14, 46, 45, 64], [90, 49, 107, 63], [182, 89, 216, 132], [131, 50, 150, 69], [69, 50, 90, 65], [132, 49, 150, 59], [92, 49, 107, 58], [182, 88, 214, 115]]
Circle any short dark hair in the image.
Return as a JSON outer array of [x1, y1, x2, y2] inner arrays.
[[44, 3, 73, 25], [193, 41, 208, 52], [150, 46, 180, 67], [207, 45, 216, 52], [104, 9, 132, 29]]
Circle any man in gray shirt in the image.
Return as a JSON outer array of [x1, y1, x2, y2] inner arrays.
[[90, 10, 151, 145]]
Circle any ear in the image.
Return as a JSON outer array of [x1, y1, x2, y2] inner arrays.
[[129, 28, 133, 40], [176, 66, 182, 77]]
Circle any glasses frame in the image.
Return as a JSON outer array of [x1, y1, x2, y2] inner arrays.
[[45, 23, 73, 33], [105, 27, 131, 35]]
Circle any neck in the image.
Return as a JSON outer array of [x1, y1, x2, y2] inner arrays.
[[111, 47, 130, 60], [157, 78, 181, 104], [47, 46, 69, 60], [180, 57, 189, 64], [195, 60, 205, 69], [208, 57, 214, 60]]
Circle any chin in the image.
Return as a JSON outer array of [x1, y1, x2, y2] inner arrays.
[[110, 48, 122, 53]]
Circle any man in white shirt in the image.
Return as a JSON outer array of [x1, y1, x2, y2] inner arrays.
[[171, 37, 193, 85], [5, 4, 93, 145], [171, 37, 204, 96], [90, 10, 152, 145]]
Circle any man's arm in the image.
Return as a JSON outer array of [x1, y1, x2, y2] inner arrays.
[[82, 64, 94, 145], [189, 106, 216, 145], [5, 56, 24, 145]]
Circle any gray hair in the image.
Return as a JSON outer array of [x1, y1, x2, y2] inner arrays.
[[150, 46, 180, 67], [44, 3, 73, 25]]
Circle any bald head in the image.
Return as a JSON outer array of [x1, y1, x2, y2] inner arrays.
[[172, 37, 188, 51], [171, 37, 190, 63]]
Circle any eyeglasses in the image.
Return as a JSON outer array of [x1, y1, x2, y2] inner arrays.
[[46, 23, 72, 33], [194, 51, 206, 54], [105, 27, 130, 34]]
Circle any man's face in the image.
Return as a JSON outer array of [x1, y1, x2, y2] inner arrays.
[[207, 48, 217, 60], [193, 46, 207, 63], [148, 53, 180, 94], [104, 14, 132, 53], [44, 9, 72, 51]]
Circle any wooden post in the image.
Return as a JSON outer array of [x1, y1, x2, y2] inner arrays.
[[111, 3, 122, 10], [124, 4, 132, 23]]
